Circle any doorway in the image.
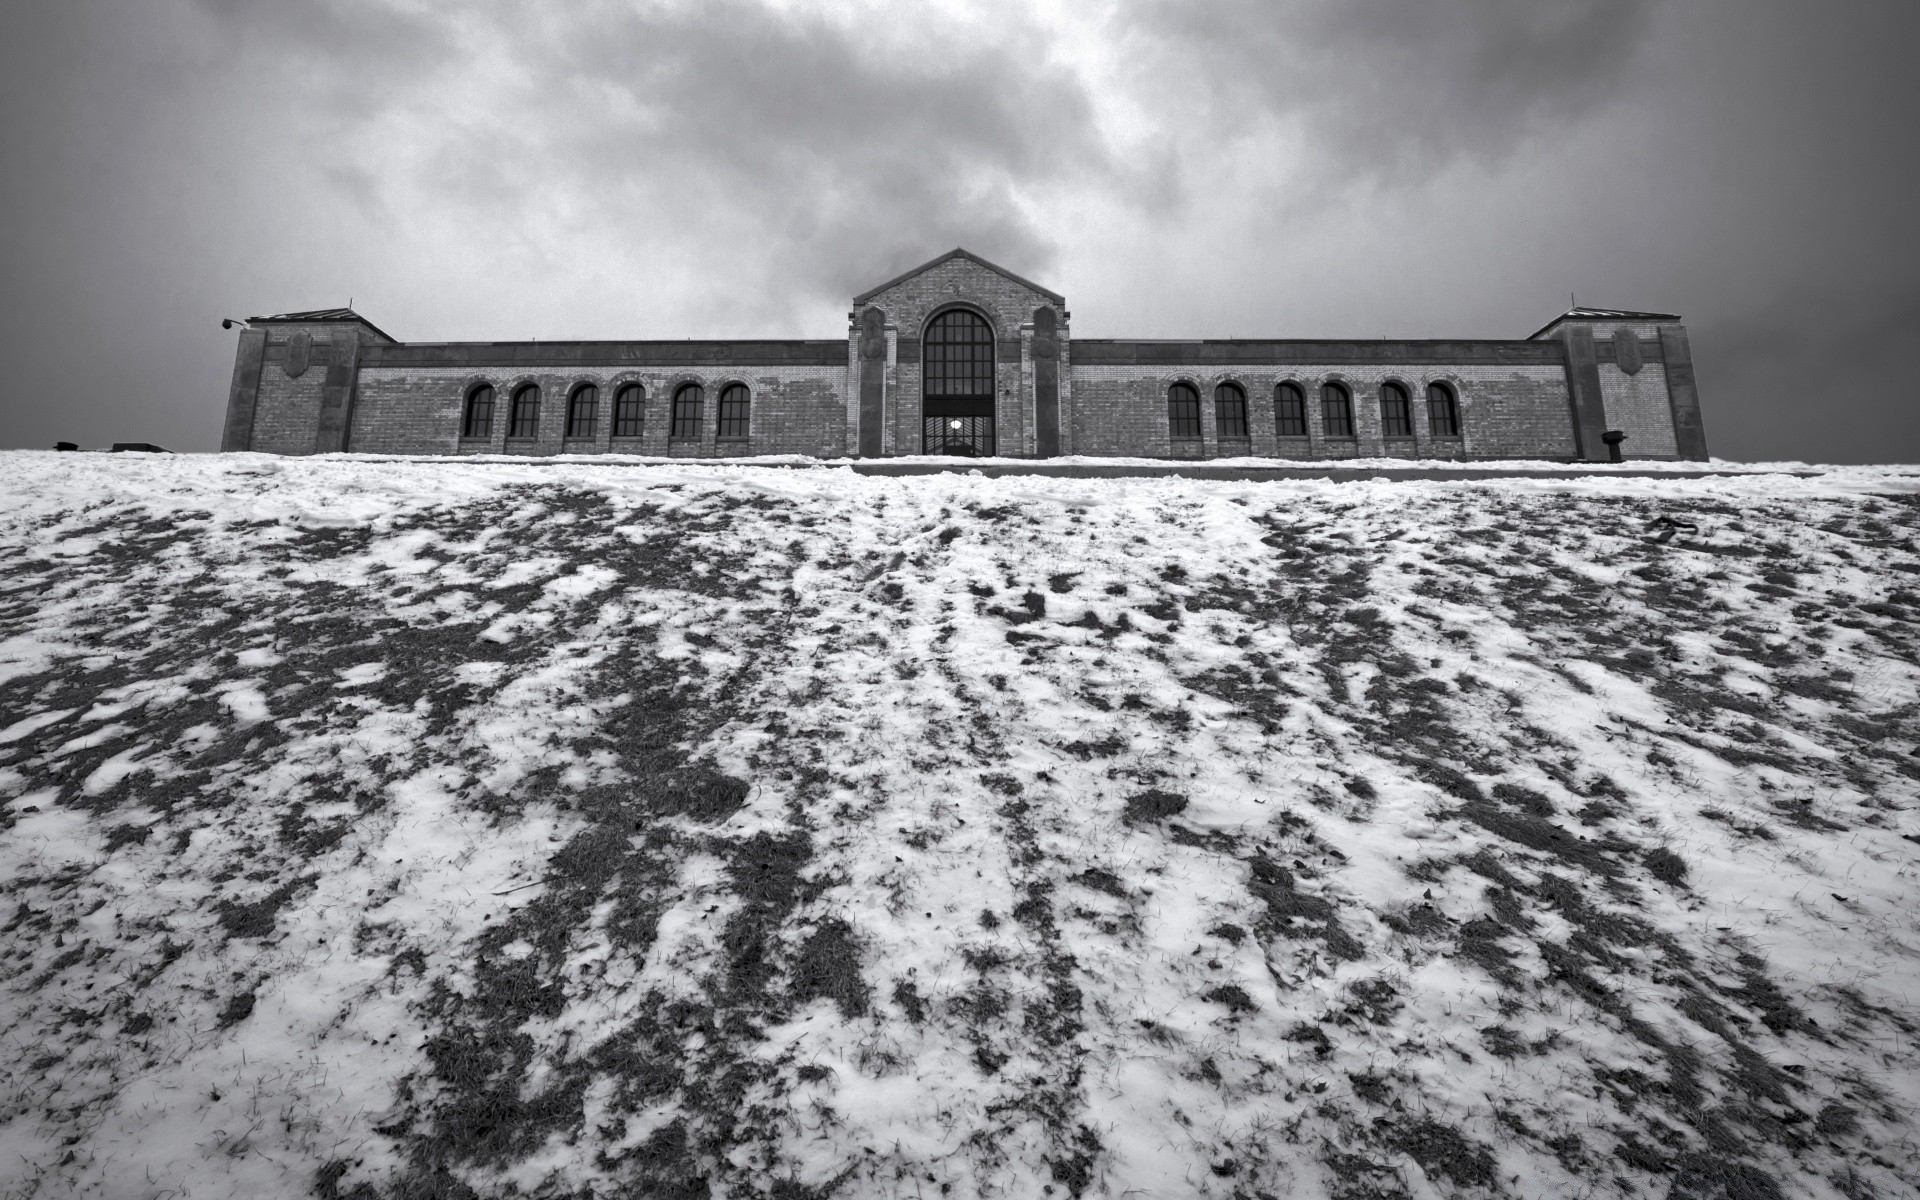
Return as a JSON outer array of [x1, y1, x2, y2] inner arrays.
[[922, 309, 995, 456]]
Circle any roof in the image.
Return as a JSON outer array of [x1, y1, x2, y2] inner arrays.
[[853, 248, 1065, 306], [248, 307, 399, 343], [1527, 306, 1681, 341]]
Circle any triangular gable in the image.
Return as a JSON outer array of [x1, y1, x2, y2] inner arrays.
[[853, 248, 1064, 305]]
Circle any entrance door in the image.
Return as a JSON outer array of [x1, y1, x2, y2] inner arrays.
[[922, 309, 995, 456]]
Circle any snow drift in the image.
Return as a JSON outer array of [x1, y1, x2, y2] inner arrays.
[[0, 452, 1916, 1200]]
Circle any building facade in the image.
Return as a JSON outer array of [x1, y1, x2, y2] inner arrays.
[[220, 248, 1708, 462]]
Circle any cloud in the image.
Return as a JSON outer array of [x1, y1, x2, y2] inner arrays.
[[190, 0, 457, 85], [1133, 0, 1658, 180], [513, 0, 1115, 300], [183, 0, 1132, 316]]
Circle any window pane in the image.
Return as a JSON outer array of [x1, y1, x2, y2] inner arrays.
[[924, 309, 995, 398], [510, 385, 540, 438], [614, 385, 644, 437], [671, 384, 704, 440], [717, 384, 750, 439], [1381, 383, 1411, 437], [1275, 383, 1306, 436], [1215, 383, 1248, 438], [1322, 383, 1353, 437], [1427, 383, 1459, 436], [1168, 383, 1201, 439], [464, 385, 494, 438], [567, 385, 598, 439]]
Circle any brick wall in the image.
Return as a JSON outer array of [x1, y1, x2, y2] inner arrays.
[[1068, 361, 1576, 459], [250, 350, 323, 456], [249, 324, 373, 455], [1596, 361, 1679, 458], [350, 363, 849, 457], [1445, 364, 1581, 459], [239, 318, 385, 453], [259, 345, 1580, 461], [346, 368, 468, 454]]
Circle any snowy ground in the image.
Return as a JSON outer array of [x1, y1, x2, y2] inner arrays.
[[1, 451, 1916, 1200]]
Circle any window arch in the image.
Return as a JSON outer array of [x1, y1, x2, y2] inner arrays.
[[1167, 382, 1202, 441], [924, 309, 995, 397], [566, 383, 598, 439], [1214, 382, 1249, 439], [1275, 382, 1307, 437], [671, 383, 704, 441], [612, 383, 644, 438], [1427, 382, 1460, 437], [717, 383, 750, 441], [462, 383, 495, 439], [1321, 381, 1354, 438], [922, 308, 996, 455], [509, 384, 541, 438], [1380, 381, 1412, 438]]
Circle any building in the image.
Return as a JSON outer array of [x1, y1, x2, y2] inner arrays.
[[220, 248, 1707, 462]]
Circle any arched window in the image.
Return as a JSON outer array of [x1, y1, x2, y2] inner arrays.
[[717, 383, 750, 441], [924, 309, 995, 397], [1380, 381, 1412, 438], [1427, 382, 1460, 437], [566, 384, 598, 439], [1274, 382, 1307, 437], [509, 384, 541, 438], [1214, 382, 1249, 439], [671, 383, 704, 441], [613, 383, 644, 438], [923, 308, 996, 455], [1167, 383, 1202, 441], [462, 384, 495, 439], [1321, 382, 1354, 438]]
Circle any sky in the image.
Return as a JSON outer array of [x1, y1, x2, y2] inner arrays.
[[1, 0, 1915, 462]]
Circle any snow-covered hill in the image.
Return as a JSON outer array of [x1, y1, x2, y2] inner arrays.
[[1, 453, 1916, 1200]]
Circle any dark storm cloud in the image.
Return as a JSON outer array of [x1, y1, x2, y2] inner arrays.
[[472, 0, 1115, 300], [1136, 0, 1658, 179], [201, 0, 1124, 306]]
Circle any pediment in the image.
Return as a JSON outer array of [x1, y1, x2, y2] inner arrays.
[[853, 249, 1063, 340], [854, 248, 1063, 306]]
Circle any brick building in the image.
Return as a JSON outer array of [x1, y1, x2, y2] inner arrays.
[[220, 248, 1707, 462]]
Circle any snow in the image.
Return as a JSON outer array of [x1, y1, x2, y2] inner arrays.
[[0, 450, 1916, 1200]]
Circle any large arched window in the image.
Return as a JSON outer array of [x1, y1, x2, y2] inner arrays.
[[1275, 382, 1307, 437], [613, 384, 644, 438], [1167, 383, 1202, 441], [509, 384, 541, 438], [462, 384, 495, 439], [1321, 382, 1354, 438], [923, 309, 996, 455], [1380, 381, 1412, 438], [671, 383, 704, 441], [566, 383, 598, 439], [717, 383, 750, 441], [1427, 382, 1460, 437], [1215, 382, 1249, 439]]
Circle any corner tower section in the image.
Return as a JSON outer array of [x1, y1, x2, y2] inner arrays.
[[847, 249, 1068, 458], [222, 309, 398, 454], [1528, 307, 1707, 462]]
